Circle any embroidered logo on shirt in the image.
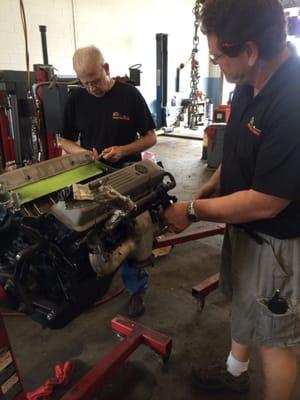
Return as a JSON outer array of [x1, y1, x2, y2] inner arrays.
[[248, 116, 262, 136], [112, 112, 130, 121]]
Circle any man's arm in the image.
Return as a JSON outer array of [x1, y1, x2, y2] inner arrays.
[[59, 137, 101, 160], [194, 189, 290, 223], [101, 130, 157, 162], [163, 189, 291, 233], [59, 137, 86, 154]]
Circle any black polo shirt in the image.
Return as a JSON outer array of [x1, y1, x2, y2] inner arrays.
[[62, 81, 156, 167], [221, 52, 300, 239]]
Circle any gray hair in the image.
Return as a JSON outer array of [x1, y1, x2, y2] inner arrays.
[[73, 45, 105, 72]]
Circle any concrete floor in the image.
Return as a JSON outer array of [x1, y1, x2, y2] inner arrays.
[[2, 135, 300, 400]]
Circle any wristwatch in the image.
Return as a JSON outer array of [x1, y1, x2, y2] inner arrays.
[[186, 201, 198, 222]]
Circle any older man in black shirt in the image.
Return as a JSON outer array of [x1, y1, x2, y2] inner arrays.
[[61, 45, 156, 317]]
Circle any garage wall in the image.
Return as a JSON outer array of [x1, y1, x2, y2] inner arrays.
[[0, 0, 209, 107], [0, 0, 75, 73], [73, 0, 209, 105]]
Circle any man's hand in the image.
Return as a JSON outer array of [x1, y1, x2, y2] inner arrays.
[[89, 147, 100, 159], [162, 202, 192, 234], [101, 146, 124, 162], [88, 147, 121, 162]]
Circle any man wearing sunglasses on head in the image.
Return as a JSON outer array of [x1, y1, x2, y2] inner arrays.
[[60, 45, 157, 318], [163, 1, 300, 399]]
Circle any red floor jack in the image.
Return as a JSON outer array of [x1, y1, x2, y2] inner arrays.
[[0, 314, 171, 400]]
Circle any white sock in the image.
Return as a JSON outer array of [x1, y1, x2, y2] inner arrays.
[[226, 352, 249, 377]]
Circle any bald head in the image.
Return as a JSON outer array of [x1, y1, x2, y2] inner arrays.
[[73, 45, 114, 97], [73, 45, 105, 74]]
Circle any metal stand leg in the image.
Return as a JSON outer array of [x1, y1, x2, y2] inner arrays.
[[192, 273, 220, 311], [153, 225, 224, 248], [154, 225, 224, 310], [61, 315, 172, 400]]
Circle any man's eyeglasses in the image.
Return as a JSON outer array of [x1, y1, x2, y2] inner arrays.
[[209, 53, 225, 65], [209, 41, 246, 64], [82, 77, 102, 88], [209, 41, 244, 65]]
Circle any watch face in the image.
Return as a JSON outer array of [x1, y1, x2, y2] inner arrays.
[[188, 212, 197, 222]]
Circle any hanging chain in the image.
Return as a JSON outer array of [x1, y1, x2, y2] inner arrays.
[[188, 0, 204, 130]]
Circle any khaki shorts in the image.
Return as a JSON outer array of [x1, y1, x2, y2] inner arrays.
[[220, 225, 300, 347]]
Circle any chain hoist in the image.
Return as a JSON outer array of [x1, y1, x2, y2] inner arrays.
[[188, 0, 204, 130]]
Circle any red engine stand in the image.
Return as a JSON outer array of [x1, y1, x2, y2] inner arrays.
[[0, 315, 171, 400], [60, 315, 171, 400], [192, 272, 220, 310], [0, 226, 224, 400], [154, 225, 224, 309], [153, 225, 224, 249]]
